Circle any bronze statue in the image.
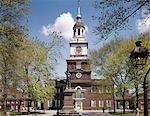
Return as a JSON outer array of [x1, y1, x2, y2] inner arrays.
[[65, 69, 71, 89]]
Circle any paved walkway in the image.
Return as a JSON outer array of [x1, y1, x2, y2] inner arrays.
[[82, 112, 112, 116], [81, 110, 112, 116], [12, 109, 133, 116], [14, 110, 56, 116], [14, 110, 112, 116]]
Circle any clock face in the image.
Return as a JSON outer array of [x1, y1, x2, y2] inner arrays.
[[76, 72, 82, 78], [75, 46, 82, 55]]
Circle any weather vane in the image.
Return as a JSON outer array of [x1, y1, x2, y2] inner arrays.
[[77, 0, 81, 18]]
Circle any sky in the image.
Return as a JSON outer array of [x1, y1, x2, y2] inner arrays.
[[28, 0, 150, 78]]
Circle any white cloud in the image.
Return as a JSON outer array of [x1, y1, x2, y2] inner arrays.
[[41, 12, 88, 40], [41, 12, 75, 40], [137, 9, 150, 34], [42, 25, 50, 36]]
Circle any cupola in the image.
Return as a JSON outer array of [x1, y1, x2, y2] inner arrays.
[[73, 0, 85, 37]]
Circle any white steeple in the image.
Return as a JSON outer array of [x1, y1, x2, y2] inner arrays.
[[72, 0, 86, 40], [69, 0, 88, 60]]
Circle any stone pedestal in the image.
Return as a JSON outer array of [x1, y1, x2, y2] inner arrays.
[[62, 88, 75, 112], [53, 88, 82, 116]]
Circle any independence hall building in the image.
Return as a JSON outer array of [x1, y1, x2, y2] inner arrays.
[[50, 3, 115, 111]]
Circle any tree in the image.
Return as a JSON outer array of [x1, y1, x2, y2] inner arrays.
[[90, 34, 150, 114], [90, 37, 135, 114], [90, 39, 122, 113], [0, 0, 30, 114], [93, 0, 150, 41], [105, 39, 136, 114], [0, 29, 29, 114], [0, 0, 63, 114], [15, 34, 62, 112]]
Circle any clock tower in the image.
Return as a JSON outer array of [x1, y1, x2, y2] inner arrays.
[[66, 0, 92, 110]]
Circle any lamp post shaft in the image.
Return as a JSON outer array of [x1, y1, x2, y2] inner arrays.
[[113, 85, 116, 113], [143, 68, 150, 116], [143, 83, 148, 116]]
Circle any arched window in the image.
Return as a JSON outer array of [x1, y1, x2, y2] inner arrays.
[[78, 29, 80, 35], [74, 29, 76, 36], [76, 88, 81, 98]]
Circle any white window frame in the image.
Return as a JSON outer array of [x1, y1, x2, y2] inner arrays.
[[106, 100, 111, 107], [76, 61, 81, 69], [48, 100, 53, 107], [91, 100, 96, 107], [106, 87, 111, 93], [99, 86, 103, 93], [99, 100, 104, 107]]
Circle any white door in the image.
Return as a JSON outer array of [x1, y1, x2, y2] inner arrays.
[[75, 100, 82, 111]]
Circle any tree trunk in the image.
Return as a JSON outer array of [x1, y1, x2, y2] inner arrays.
[[135, 85, 139, 109], [1, 75, 7, 114], [43, 102, 45, 113], [18, 100, 21, 112], [113, 84, 116, 113], [1, 93, 7, 115], [27, 100, 32, 114], [34, 101, 38, 112], [25, 66, 30, 114], [113, 97, 116, 113], [122, 88, 126, 114]]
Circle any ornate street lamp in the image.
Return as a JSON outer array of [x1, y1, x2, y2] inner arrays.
[[130, 41, 149, 66], [129, 41, 149, 116]]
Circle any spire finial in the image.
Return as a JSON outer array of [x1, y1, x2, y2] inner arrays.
[[77, 0, 81, 19]]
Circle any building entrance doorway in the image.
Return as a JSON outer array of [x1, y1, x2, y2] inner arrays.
[[75, 100, 83, 111], [74, 86, 85, 111]]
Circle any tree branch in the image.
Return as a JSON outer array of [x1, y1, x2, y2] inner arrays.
[[122, 1, 149, 22]]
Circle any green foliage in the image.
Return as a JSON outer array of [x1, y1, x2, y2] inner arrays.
[[0, 0, 63, 111], [0, 0, 30, 112], [90, 35, 148, 91], [15, 38, 60, 103], [90, 34, 150, 113], [90, 39, 121, 77], [31, 79, 55, 103]]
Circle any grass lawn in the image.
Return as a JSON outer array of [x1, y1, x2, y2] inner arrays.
[[112, 112, 145, 116]]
